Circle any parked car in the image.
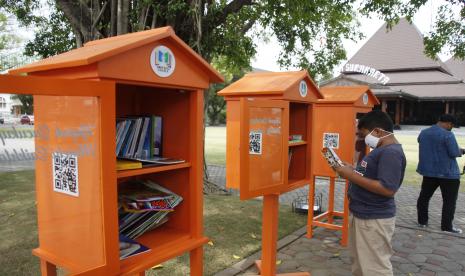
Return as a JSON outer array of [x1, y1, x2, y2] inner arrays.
[[0, 117, 4, 124], [20, 114, 34, 125]]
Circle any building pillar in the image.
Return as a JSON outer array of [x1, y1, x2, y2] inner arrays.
[[445, 101, 450, 114], [400, 100, 405, 124], [381, 99, 387, 112], [395, 99, 401, 126]]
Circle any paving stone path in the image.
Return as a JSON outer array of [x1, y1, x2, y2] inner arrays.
[[208, 165, 465, 276]]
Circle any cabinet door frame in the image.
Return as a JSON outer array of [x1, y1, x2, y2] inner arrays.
[[239, 97, 289, 200], [0, 74, 118, 274]]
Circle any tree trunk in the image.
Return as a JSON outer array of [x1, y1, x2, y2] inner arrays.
[[137, 3, 149, 31], [56, 0, 93, 44], [117, 0, 129, 35], [110, 0, 117, 36]]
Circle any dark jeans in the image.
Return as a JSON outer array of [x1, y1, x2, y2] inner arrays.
[[417, 176, 460, 231]]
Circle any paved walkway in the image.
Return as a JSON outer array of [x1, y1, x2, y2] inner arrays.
[[208, 165, 465, 276]]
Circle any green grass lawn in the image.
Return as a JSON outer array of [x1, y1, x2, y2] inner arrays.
[[205, 126, 465, 187], [205, 126, 227, 166], [2, 126, 465, 275], [0, 170, 306, 276]]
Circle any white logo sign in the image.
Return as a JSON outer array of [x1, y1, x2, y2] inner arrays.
[[150, 45, 176, 77], [362, 93, 369, 105], [343, 63, 390, 85], [299, 80, 308, 98]]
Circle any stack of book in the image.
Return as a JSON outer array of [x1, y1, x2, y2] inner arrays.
[[118, 180, 182, 240], [119, 234, 150, 260], [116, 115, 162, 159]]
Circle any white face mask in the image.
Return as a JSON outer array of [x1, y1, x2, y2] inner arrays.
[[365, 129, 392, 149]]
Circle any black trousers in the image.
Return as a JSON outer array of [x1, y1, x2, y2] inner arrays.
[[417, 176, 460, 231]]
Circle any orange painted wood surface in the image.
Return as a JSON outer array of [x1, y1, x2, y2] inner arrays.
[[3, 26, 223, 276], [220, 70, 320, 197]]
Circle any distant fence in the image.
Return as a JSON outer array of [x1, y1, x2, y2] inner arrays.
[[0, 53, 38, 73]]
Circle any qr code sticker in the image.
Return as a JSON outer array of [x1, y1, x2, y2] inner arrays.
[[249, 131, 262, 155], [52, 152, 79, 197], [323, 133, 340, 149]]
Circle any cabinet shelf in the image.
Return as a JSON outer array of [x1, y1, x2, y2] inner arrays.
[[120, 227, 208, 274], [288, 140, 307, 147], [117, 162, 191, 179]]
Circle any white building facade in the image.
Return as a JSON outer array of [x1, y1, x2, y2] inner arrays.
[[0, 93, 21, 116]]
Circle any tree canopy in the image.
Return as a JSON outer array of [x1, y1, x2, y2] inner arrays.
[[3, 1, 465, 78], [2, 1, 463, 79]]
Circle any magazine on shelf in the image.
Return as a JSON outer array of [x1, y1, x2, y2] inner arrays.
[[118, 180, 183, 239], [119, 234, 150, 260], [321, 147, 344, 169]]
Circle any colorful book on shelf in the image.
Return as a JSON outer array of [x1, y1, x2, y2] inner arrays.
[[121, 156, 185, 165], [119, 234, 150, 260], [288, 148, 293, 170], [151, 115, 163, 157], [135, 117, 150, 158], [289, 140, 304, 145], [128, 117, 143, 158], [117, 159, 143, 171], [116, 115, 163, 159]]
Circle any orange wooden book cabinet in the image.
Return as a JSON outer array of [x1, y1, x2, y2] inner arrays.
[[307, 86, 379, 246], [218, 71, 323, 276], [5, 26, 223, 275]]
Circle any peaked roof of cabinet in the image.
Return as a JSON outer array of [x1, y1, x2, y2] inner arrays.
[[10, 26, 224, 88], [319, 86, 380, 107], [218, 70, 324, 102]]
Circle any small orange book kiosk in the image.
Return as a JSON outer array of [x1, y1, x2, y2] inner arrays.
[[307, 86, 379, 246], [5, 27, 223, 276], [218, 71, 324, 276]]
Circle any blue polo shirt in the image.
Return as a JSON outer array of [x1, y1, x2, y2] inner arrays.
[[417, 125, 462, 179], [348, 143, 406, 219]]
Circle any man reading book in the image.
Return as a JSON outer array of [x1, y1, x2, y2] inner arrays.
[[334, 110, 406, 276]]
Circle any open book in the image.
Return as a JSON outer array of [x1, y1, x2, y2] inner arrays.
[[321, 147, 344, 169]]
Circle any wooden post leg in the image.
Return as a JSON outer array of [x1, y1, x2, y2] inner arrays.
[[340, 180, 349, 247], [257, 194, 311, 276], [327, 177, 335, 224], [262, 194, 279, 276], [306, 176, 316, 239], [40, 260, 57, 276], [190, 246, 203, 276]]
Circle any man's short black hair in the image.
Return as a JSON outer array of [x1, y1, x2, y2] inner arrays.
[[438, 114, 458, 127], [358, 110, 394, 132]]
